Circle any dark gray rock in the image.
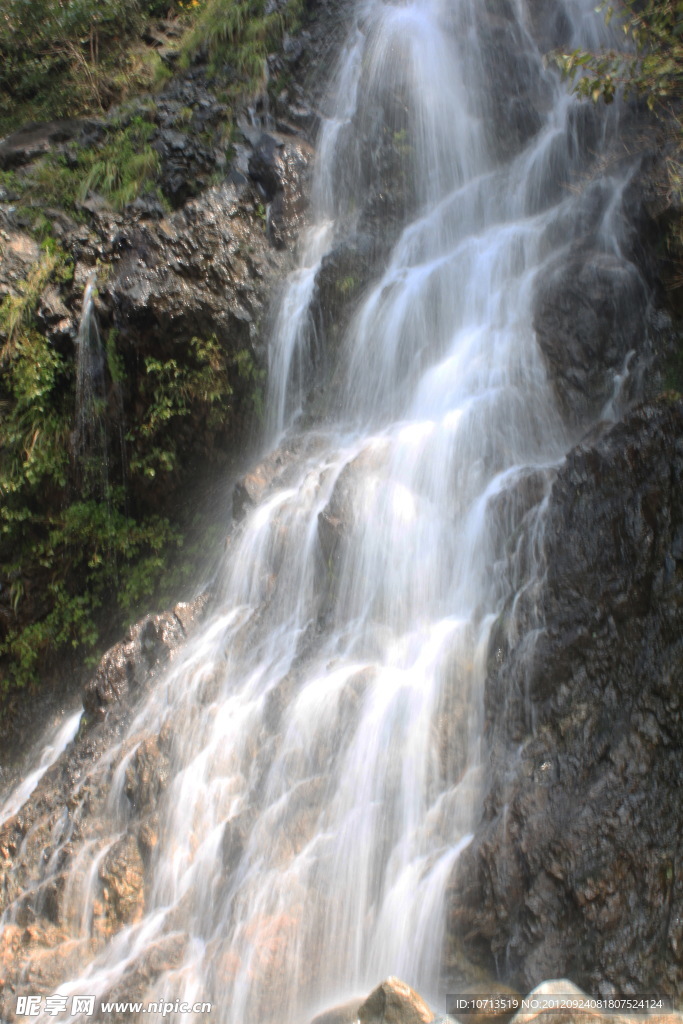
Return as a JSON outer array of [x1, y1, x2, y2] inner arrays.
[[248, 132, 314, 249], [533, 250, 649, 428], [81, 594, 209, 721], [0, 119, 102, 170], [447, 398, 683, 1002], [99, 178, 295, 354]]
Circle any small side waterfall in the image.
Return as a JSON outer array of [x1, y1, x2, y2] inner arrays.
[[0, 712, 81, 829], [72, 276, 110, 498], [0, 0, 647, 1021]]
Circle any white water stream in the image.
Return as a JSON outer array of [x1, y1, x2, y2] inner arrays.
[[0, 0, 639, 1020], [0, 712, 81, 829]]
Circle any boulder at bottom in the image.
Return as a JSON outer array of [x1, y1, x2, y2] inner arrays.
[[359, 977, 433, 1024]]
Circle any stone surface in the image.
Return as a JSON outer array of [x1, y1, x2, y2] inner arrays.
[[533, 250, 649, 428], [358, 976, 433, 1024], [308, 997, 364, 1024], [83, 610, 186, 720], [248, 132, 314, 249], [447, 399, 683, 1001], [97, 834, 146, 935], [99, 178, 292, 354], [0, 119, 101, 170]]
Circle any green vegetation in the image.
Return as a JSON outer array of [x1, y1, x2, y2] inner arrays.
[[180, 0, 303, 95], [0, 0, 299, 704], [554, 0, 683, 109], [0, 0, 303, 135], [0, 0, 180, 133], [0, 247, 260, 691], [555, 0, 683, 303], [9, 116, 162, 217]]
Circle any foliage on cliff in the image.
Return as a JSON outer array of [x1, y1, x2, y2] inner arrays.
[[0, 243, 264, 692], [0, 0, 179, 133], [556, 0, 683, 304], [555, 0, 682, 108], [0, 0, 302, 135]]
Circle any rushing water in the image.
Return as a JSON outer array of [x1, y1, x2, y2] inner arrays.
[[0, 712, 81, 829], [72, 276, 111, 498], [1, 0, 638, 1021]]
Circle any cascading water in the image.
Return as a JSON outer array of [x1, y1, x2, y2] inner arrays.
[[0, 711, 81, 829], [0, 0, 644, 1021], [73, 275, 110, 497]]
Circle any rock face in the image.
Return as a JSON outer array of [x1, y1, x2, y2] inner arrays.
[[0, 119, 100, 170], [533, 251, 649, 428], [99, 178, 291, 353], [447, 399, 683, 1001], [469, 0, 547, 159]]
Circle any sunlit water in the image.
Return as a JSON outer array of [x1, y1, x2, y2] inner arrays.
[[0, 712, 81, 828], [0, 0, 643, 1020]]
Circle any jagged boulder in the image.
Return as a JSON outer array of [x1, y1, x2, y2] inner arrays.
[[99, 179, 291, 353], [248, 131, 314, 249], [83, 609, 186, 720], [358, 978, 433, 1024]]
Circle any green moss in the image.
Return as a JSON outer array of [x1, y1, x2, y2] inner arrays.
[[337, 275, 358, 295]]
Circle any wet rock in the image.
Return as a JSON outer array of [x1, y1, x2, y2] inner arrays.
[[99, 176, 299, 365], [248, 132, 314, 249], [99, 932, 188, 1021], [309, 231, 379, 374], [232, 434, 324, 521], [358, 976, 433, 1024], [0, 119, 101, 170], [83, 611, 185, 720], [97, 834, 145, 935], [124, 735, 171, 812], [533, 250, 649, 428], [0, 919, 90, 1015], [318, 442, 389, 569], [173, 592, 211, 634], [221, 811, 252, 873], [471, 1, 546, 159], [136, 813, 161, 863], [524, 0, 574, 51], [448, 399, 683, 999]]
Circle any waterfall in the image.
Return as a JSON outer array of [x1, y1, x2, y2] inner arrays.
[[73, 275, 110, 497], [0, 0, 642, 1021], [0, 711, 81, 829]]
